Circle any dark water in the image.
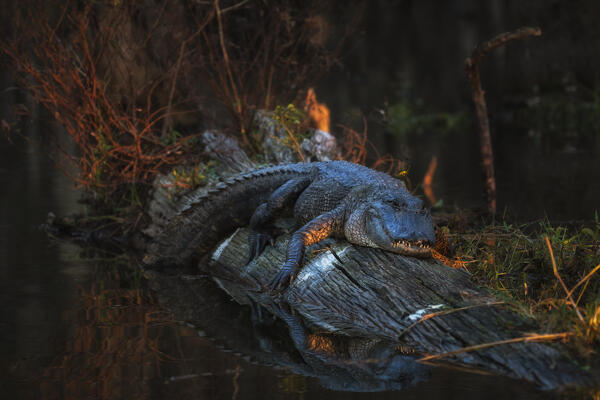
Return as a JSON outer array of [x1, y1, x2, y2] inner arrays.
[[0, 129, 558, 399], [0, 95, 560, 400], [0, 134, 558, 400], [0, 105, 571, 400]]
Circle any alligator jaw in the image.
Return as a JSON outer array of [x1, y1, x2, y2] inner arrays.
[[369, 207, 434, 258], [390, 239, 433, 258]]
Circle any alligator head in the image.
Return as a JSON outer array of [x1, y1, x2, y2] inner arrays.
[[344, 187, 435, 257]]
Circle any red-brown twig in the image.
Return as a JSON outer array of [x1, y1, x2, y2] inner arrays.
[[567, 263, 600, 300], [215, 0, 245, 139], [1, 4, 202, 198], [422, 156, 438, 206], [418, 332, 572, 362], [340, 119, 407, 176], [161, 11, 216, 138], [544, 236, 586, 324], [280, 122, 306, 162], [465, 27, 541, 214], [3, 1, 359, 201]]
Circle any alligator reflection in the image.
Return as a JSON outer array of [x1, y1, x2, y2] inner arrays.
[[40, 261, 428, 398], [147, 268, 430, 393], [264, 302, 430, 391]]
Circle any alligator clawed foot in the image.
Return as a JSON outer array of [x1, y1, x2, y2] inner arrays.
[[247, 231, 274, 263], [268, 264, 297, 291]]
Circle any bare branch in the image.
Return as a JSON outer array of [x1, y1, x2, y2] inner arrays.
[[465, 26, 541, 214]]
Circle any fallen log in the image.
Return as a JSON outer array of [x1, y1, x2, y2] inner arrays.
[[143, 127, 598, 391], [205, 226, 597, 390]]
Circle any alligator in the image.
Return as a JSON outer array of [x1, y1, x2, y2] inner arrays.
[[143, 161, 436, 289]]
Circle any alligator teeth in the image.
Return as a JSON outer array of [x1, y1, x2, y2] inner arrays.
[[393, 239, 431, 249]]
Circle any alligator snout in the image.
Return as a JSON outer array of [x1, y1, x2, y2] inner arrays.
[[388, 211, 435, 245]]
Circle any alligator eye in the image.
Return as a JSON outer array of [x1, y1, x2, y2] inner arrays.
[[386, 199, 406, 208]]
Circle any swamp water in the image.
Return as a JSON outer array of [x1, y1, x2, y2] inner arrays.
[[0, 115, 569, 400]]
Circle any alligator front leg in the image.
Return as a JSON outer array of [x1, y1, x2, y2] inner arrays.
[[270, 207, 345, 290], [248, 176, 312, 261]]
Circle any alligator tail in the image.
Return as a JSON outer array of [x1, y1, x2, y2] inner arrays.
[[143, 163, 311, 268]]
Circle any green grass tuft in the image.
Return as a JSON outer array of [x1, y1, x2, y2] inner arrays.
[[452, 217, 600, 353]]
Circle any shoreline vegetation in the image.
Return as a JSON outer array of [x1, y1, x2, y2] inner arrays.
[[2, 0, 599, 393]]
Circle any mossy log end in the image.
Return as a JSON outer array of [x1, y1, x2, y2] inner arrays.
[[208, 226, 597, 390]]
